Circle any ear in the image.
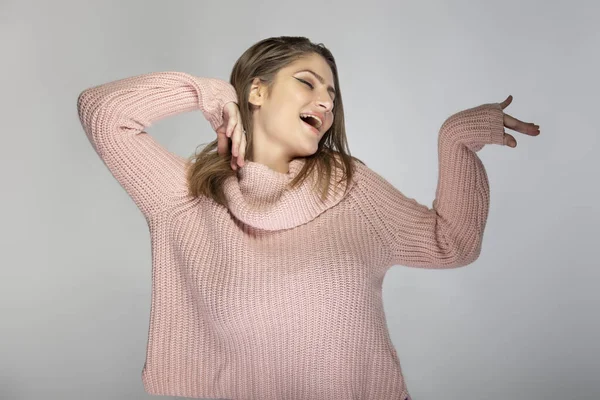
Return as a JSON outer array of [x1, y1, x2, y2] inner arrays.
[[248, 77, 267, 107]]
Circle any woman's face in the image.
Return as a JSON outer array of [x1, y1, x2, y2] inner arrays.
[[248, 53, 336, 168]]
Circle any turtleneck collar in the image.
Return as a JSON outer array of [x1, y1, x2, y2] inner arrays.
[[222, 158, 354, 231]]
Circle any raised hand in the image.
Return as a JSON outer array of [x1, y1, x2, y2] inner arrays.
[[499, 95, 540, 147], [215, 101, 247, 170]]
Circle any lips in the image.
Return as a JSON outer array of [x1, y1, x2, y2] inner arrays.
[[300, 111, 324, 128], [301, 118, 320, 135]]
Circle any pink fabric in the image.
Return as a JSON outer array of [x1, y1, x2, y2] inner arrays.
[[77, 71, 505, 400]]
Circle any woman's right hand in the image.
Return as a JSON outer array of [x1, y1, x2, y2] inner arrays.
[[215, 101, 247, 170]]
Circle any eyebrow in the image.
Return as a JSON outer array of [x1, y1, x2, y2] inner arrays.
[[296, 69, 336, 100]]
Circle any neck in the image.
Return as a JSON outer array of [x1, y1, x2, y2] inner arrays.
[[248, 131, 293, 174]]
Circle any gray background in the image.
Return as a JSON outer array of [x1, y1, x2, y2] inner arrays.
[[1, 0, 598, 399]]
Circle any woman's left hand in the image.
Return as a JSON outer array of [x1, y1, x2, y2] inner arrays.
[[499, 95, 541, 147]]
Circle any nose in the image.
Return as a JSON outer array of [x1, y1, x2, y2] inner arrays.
[[316, 95, 334, 113]]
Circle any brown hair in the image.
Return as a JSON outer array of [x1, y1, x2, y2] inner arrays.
[[185, 36, 364, 208]]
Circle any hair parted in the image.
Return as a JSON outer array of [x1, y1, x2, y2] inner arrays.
[[185, 35, 364, 208]]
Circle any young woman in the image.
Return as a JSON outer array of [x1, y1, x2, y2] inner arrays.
[[77, 36, 540, 400]]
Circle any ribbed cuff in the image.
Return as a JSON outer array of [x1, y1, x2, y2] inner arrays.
[[487, 103, 506, 146], [440, 102, 506, 150], [206, 80, 238, 131]]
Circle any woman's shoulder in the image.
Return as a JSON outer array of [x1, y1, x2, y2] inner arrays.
[[342, 157, 395, 194]]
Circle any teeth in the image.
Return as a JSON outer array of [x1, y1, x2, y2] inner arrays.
[[300, 114, 322, 129]]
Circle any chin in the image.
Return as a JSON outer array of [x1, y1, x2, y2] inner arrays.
[[298, 146, 320, 158]]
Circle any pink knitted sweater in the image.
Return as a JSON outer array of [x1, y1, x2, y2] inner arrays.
[[77, 71, 506, 400]]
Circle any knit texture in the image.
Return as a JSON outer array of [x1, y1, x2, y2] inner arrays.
[[77, 71, 506, 400]]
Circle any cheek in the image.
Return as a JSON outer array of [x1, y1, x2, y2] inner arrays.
[[264, 105, 297, 134], [326, 115, 334, 130], [263, 101, 285, 123]]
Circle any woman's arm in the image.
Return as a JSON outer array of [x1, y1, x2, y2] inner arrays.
[[76, 71, 238, 220], [355, 103, 506, 269]]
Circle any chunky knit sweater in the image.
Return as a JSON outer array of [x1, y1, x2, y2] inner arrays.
[[77, 71, 506, 400]]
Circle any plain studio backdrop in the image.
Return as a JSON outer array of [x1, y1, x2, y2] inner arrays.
[[1, 0, 598, 399]]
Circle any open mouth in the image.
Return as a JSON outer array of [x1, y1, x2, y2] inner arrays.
[[300, 115, 321, 133]]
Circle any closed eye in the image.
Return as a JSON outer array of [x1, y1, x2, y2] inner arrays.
[[296, 77, 335, 109], [297, 78, 313, 89]]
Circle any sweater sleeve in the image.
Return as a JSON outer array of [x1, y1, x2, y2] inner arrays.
[[356, 103, 506, 269], [76, 71, 238, 219]]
